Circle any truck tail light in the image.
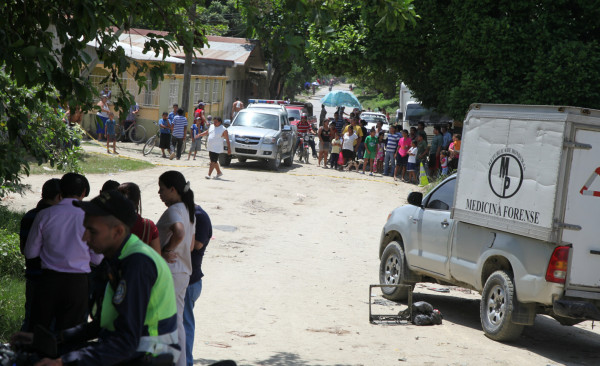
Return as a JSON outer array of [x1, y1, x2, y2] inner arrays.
[[545, 246, 570, 284]]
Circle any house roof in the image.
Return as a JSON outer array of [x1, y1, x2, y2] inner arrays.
[[86, 38, 185, 64], [114, 28, 263, 68]]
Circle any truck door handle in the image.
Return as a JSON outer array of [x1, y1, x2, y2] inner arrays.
[[441, 220, 449, 228]]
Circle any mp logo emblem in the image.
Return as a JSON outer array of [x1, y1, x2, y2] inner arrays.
[[488, 152, 524, 198]]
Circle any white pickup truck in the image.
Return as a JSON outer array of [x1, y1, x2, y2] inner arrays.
[[379, 104, 600, 341]]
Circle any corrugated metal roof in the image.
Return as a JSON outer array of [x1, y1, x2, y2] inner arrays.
[[87, 39, 185, 64], [116, 29, 259, 66]]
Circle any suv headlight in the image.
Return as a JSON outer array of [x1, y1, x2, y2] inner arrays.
[[263, 136, 277, 144]]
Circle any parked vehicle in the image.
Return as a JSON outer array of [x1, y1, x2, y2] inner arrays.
[[222, 107, 296, 171], [379, 104, 600, 341], [361, 112, 389, 133], [398, 83, 452, 132]]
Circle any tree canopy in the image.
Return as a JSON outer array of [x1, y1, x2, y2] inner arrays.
[[0, 0, 204, 195], [309, 0, 600, 120]]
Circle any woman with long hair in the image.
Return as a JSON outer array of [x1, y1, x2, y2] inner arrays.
[[156, 171, 195, 366], [117, 182, 160, 253]]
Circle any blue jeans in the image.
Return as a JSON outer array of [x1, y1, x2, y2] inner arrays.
[[383, 150, 396, 176], [183, 279, 203, 366], [357, 142, 365, 160]]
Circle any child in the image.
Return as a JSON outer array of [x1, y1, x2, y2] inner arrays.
[[376, 132, 385, 173], [407, 140, 418, 183], [362, 128, 377, 176], [440, 150, 449, 176], [105, 112, 118, 154], [187, 118, 202, 160], [158, 112, 174, 159], [331, 131, 342, 170]]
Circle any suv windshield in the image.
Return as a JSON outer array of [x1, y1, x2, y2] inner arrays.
[[233, 111, 280, 130], [286, 109, 301, 121], [362, 114, 388, 125]]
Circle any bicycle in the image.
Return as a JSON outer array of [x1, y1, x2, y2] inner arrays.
[[143, 122, 187, 156], [116, 120, 146, 143]]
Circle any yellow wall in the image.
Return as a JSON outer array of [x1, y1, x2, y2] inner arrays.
[[82, 64, 227, 138]]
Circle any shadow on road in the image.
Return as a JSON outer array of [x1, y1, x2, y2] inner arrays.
[[226, 160, 307, 173], [411, 292, 600, 365], [195, 352, 355, 366]]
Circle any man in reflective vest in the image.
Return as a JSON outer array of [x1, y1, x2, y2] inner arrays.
[[32, 190, 180, 366]]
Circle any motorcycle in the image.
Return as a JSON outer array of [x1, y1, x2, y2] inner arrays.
[[296, 133, 314, 164]]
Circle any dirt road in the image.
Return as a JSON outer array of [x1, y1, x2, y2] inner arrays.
[[6, 86, 600, 365]]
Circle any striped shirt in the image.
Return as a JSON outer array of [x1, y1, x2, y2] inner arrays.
[[172, 115, 187, 138], [386, 133, 401, 153]]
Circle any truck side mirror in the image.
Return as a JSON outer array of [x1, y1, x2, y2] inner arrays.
[[407, 192, 423, 207]]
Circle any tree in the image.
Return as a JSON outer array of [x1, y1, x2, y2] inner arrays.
[[310, 0, 600, 121], [199, 0, 245, 36], [0, 0, 204, 195], [241, 0, 416, 99]]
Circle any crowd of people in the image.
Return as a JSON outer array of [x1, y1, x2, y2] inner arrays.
[[14, 171, 217, 366], [314, 108, 461, 182]]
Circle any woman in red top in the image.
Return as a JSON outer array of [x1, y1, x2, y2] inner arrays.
[[117, 182, 160, 253]]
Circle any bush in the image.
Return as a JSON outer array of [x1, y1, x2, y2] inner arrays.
[[0, 229, 24, 278], [0, 205, 22, 233]]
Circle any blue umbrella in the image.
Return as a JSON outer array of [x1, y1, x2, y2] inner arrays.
[[320, 90, 362, 109]]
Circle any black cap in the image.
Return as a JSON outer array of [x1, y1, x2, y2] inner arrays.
[[74, 190, 137, 228]]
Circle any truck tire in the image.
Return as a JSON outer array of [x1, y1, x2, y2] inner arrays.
[[480, 270, 524, 341], [379, 241, 412, 301], [267, 151, 281, 171], [219, 154, 231, 167], [238, 157, 247, 163], [283, 153, 293, 167]]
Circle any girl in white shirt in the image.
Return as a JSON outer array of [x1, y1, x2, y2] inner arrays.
[[157, 171, 196, 366], [407, 140, 418, 183]]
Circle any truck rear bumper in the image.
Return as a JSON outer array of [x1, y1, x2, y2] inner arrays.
[[553, 299, 600, 320]]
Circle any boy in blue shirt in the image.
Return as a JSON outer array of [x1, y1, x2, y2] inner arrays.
[[187, 117, 202, 160], [105, 112, 118, 154], [158, 111, 174, 159]]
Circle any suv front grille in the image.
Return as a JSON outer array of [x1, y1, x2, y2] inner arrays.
[[235, 136, 261, 145], [235, 148, 257, 154]]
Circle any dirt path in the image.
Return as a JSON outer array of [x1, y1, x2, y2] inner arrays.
[[5, 86, 600, 365]]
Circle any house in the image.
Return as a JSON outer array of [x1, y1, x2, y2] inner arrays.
[[82, 28, 266, 137]]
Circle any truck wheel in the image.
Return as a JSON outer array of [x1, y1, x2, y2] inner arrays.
[[283, 153, 293, 167], [480, 270, 524, 341], [238, 157, 247, 163], [379, 241, 412, 301], [267, 151, 281, 171], [219, 154, 231, 167]]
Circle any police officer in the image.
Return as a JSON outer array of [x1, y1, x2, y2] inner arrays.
[[15, 190, 180, 366]]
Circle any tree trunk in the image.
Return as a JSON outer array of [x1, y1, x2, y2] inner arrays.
[[269, 69, 283, 99], [181, 4, 197, 114]]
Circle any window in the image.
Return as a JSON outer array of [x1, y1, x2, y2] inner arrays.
[[204, 80, 210, 103], [169, 80, 179, 107], [193, 80, 203, 104], [425, 178, 456, 211], [212, 79, 221, 103]]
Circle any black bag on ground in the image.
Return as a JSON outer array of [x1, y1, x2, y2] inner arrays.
[[411, 301, 443, 326]]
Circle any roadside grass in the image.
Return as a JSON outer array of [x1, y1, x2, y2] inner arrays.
[[0, 206, 25, 342], [353, 87, 398, 117], [25, 152, 154, 175], [0, 277, 25, 342]]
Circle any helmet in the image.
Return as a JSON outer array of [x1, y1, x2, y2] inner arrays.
[[301, 113, 307, 118]]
